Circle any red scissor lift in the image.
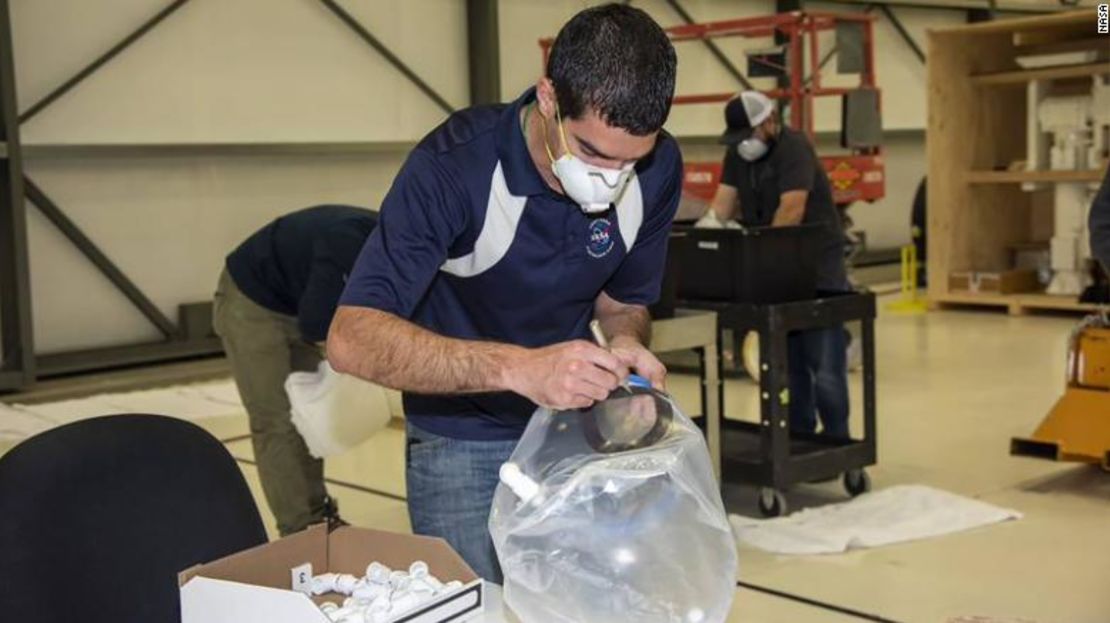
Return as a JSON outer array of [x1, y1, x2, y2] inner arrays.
[[540, 10, 885, 207]]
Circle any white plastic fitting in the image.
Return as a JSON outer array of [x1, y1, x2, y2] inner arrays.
[[410, 582, 436, 601], [365, 562, 391, 584], [416, 577, 446, 594], [408, 561, 446, 592], [366, 595, 391, 613], [352, 579, 389, 601], [388, 570, 411, 593], [335, 574, 360, 595], [311, 573, 340, 595], [500, 462, 540, 503], [387, 592, 421, 617]]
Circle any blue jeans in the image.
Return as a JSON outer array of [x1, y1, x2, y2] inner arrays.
[[787, 326, 850, 438], [405, 422, 520, 583]]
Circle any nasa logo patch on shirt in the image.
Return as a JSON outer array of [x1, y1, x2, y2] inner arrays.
[[586, 218, 615, 258]]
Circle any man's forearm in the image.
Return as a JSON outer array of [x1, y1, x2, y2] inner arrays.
[[596, 304, 652, 348], [327, 306, 523, 394], [772, 190, 807, 227], [771, 204, 804, 226]]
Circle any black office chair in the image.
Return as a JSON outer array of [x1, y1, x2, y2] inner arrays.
[[0, 414, 268, 623]]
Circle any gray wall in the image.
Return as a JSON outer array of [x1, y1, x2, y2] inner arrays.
[[14, 0, 461, 353]]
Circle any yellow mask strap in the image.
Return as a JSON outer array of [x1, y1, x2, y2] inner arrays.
[[540, 99, 572, 163]]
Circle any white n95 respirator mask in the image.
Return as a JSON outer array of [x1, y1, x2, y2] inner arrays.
[[544, 106, 635, 214], [736, 137, 769, 162]]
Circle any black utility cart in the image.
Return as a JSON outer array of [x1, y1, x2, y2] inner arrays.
[[682, 291, 877, 517], [666, 222, 878, 517]]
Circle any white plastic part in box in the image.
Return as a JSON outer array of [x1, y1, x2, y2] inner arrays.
[[179, 525, 485, 623]]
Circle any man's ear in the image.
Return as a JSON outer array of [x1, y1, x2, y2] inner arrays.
[[535, 77, 556, 119]]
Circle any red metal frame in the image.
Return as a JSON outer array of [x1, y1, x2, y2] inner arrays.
[[539, 10, 885, 205]]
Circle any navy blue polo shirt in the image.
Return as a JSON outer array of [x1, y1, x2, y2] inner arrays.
[[226, 205, 378, 342], [339, 88, 682, 441]]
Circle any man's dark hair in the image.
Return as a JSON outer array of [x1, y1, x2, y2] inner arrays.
[[546, 4, 677, 136]]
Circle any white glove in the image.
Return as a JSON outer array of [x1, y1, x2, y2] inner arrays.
[[695, 212, 743, 230], [695, 212, 724, 229]]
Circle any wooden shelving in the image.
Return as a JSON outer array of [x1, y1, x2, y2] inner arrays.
[[927, 9, 1105, 317], [970, 62, 1110, 86], [966, 169, 1107, 184]]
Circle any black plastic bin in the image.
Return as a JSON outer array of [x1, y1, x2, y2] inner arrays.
[[672, 224, 821, 304]]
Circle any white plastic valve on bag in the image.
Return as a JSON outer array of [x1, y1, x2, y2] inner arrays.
[[285, 360, 391, 458]]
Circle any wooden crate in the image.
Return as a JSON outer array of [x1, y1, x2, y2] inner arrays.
[[926, 9, 1109, 316]]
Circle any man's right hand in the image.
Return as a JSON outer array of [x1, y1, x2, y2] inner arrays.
[[505, 340, 628, 410]]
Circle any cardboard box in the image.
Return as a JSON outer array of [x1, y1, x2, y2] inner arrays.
[[948, 269, 1040, 294], [179, 525, 485, 623]]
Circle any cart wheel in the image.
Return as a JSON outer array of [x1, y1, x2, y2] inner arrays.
[[843, 469, 871, 497], [758, 488, 788, 518]]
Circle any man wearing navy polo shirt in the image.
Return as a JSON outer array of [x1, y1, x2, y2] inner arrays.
[[216, 204, 378, 535], [327, 4, 680, 581]]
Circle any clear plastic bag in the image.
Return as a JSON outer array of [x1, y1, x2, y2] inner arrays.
[[489, 386, 738, 623]]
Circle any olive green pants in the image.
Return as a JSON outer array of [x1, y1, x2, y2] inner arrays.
[[213, 269, 327, 535]]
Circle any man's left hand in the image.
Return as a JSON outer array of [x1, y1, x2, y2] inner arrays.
[[609, 335, 667, 390]]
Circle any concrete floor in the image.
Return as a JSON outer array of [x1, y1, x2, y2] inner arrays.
[[5, 302, 1109, 622]]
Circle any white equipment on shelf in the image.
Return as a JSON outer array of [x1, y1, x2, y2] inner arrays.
[[1025, 74, 1109, 296]]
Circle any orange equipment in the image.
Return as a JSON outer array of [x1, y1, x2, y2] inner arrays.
[[1012, 313, 1110, 470]]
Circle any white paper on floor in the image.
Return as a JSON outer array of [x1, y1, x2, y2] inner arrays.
[[1, 379, 245, 444], [730, 485, 1022, 555], [0, 404, 55, 442]]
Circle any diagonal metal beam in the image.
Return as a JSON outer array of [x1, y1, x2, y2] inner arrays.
[[23, 176, 178, 338], [661, 0, 756, 91], [803, 45, 838, 87], [318, 0, 455, 115], [802, 5, 875, 86], [876, 4, 925, 64], [19, 0, 192, 124]]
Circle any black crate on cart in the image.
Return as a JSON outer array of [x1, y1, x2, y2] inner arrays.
[[683, 291, 877, 517], [672, 223, 822, 304]]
